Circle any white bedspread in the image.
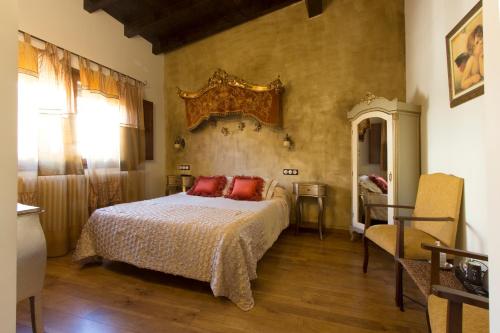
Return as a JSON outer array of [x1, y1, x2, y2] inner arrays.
[[74, 192, 289, 310]]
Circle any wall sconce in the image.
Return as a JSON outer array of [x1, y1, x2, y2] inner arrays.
[[174, 136, 185, 151], [283, 133, 293, 150]]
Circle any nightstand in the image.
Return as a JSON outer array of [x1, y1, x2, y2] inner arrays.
[[165, 175, 194, 195], [166, 175, 181, 195], [293, 182, 327, 240]]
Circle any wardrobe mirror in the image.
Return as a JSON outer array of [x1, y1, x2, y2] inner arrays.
[[357, 117, 389, 226]]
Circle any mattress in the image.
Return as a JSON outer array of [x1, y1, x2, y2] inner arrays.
[[74, 191, 290, 310]]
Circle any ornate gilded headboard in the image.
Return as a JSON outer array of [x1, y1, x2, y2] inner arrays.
[[177, 69, 284, 131]]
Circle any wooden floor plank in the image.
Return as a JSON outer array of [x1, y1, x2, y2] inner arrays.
[[17, 229, 427, 332]]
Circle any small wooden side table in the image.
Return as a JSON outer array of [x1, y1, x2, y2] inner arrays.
[[165, 175, 194, 195], [293, 182, 327, 240], [166, 175, 181, 195]]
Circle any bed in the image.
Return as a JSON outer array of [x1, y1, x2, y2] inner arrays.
[[358, 175, 388, 222], [73, 187, 290, 310]]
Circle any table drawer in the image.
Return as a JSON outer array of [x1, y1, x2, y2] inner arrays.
[[297, 184, 326, 196]]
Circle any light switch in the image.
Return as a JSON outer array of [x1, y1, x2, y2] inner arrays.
[[283, 169, 299, 175]]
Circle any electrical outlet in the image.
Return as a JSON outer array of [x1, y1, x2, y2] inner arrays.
[[283, 169, 299, 175], [176, 164, 191, 171]]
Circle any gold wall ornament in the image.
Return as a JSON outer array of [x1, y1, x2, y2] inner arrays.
[[254, 121, 262, 132], [209, 119, 217, 128], [238, 121, 246, 131], [177, 69, 283, 131], [360, 92, 377, 105]]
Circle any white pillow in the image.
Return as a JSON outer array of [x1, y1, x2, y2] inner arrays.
[[222, 176, 233, 196], [263, 179, 279, 200]]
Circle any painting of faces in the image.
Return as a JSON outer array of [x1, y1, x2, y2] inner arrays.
[[446, 1, 484, 108]]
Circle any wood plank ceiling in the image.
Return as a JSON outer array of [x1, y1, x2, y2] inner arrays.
[[84, 0, 323, 54]]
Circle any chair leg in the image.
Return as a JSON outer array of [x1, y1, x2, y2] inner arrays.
[[363, 237, 369, 273], [29, 293, 44, 333], [395, 260, 404, 311], [425, 306, 431, 333]]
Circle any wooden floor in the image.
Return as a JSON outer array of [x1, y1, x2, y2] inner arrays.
[[17, 229, 428, 333]]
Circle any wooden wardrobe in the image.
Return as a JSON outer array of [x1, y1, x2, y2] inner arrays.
[[348, 95, 421, 235]]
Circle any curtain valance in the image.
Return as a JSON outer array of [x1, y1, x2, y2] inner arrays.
[[79, 57, 120, 98], [18, 34, 38, 76]]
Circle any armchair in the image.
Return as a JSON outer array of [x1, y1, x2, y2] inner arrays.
[[423, 243, 489, 333], [362, 173, 464, 310]]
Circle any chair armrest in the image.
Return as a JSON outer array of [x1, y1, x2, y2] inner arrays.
[[431, 285, 489, 333], [432, 285, 489, 310], [363, 204, 414, 236], [394, 216, 453, 259], [364, 203, 415, 209], [394, 216, 454, 222], [422, 243, 488, 287], [421, 243, 488, 261]]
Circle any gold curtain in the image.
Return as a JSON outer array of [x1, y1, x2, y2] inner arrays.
[[119, 78, 146, 203], [17, 35, 145, 256], [17, 36, 87, 256], [78, 58, 145, 211]]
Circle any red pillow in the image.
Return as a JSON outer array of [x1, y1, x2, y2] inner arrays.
[[187, 176, 227, 197], [369, 175, 388, 194], [225, 176, 264, 201]]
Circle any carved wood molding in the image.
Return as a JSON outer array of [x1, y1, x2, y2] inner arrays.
[[178, 69, 284, 131]]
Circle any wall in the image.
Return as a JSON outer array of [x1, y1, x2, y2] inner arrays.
[[18, 0, 165, 199], [164, 0, 405, 229], [483, 0, 500, 330], [0, 0, 18, 331], [405, 0, 489, 252]]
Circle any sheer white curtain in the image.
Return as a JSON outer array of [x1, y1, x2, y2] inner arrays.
[[17, 72, 39, 205], [77, 90, 121, 169], [17, 72, 39, 172], [77, 59, 126, 211]]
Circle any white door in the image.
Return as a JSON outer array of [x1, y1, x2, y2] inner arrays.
[[351, 111, 394, 234]]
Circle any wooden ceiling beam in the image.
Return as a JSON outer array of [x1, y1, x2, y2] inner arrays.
[[125, 0, 208, 38], [124, 13, 159, 38], [152, 0, 301, 54], [152, 16, 241, 54], [84, 0, 304, 54], [305, 0, 323, 18], [83, 0, 118, 13]]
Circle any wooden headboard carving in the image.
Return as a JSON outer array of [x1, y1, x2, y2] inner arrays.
[[177, 69, 283, 131]]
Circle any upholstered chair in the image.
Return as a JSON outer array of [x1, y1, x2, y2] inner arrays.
[[17, 204, 46, 333], [362, 173, 464, 310], [424, 243, 489, 333]]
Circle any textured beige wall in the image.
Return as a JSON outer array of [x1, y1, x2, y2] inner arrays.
[[164, 0, 405, 229]]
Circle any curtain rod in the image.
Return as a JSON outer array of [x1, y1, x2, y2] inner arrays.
[[18, 30, 148, 86]]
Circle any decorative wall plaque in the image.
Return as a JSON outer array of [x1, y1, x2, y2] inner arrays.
[[177, 69, 283, 131]]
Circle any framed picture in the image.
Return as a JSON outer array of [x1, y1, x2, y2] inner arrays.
[[446, 0, 483, 108]]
